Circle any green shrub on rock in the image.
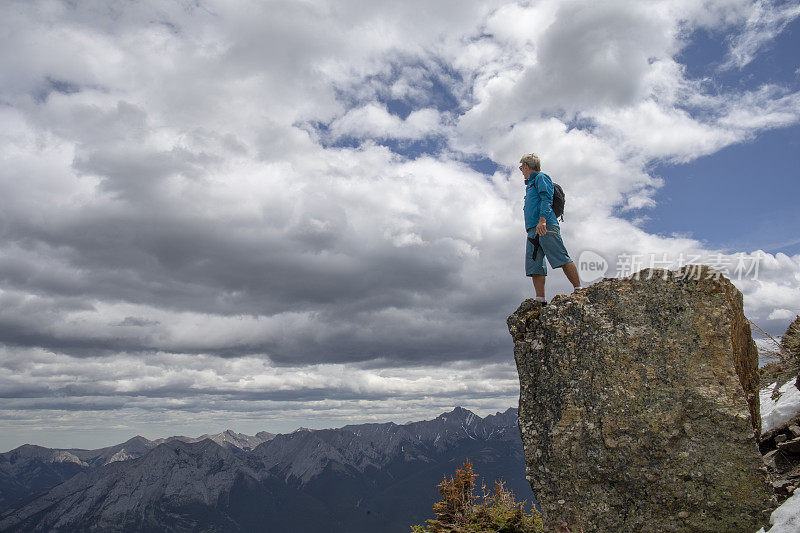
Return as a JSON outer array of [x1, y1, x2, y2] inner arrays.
[[411, 460, 543, 533]]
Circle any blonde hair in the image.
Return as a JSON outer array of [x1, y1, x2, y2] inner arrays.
[[519, 153, 540, 171]]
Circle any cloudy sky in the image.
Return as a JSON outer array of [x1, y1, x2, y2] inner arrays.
[[1, 0, 799, 451]]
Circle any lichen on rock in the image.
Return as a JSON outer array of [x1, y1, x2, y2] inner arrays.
[[508, 265, 772, 532]]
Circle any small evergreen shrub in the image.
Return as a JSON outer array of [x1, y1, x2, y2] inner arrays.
[[411, 460, 544, 533]]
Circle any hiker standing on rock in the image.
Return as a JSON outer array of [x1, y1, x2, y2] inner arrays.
[[520, 153, 582, 303]]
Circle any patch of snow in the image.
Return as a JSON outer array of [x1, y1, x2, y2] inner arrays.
[[50, 451, 88, 466], [761, 381, 800, 435], [105, 449, 135, 465], [756, 490, 800, 533]]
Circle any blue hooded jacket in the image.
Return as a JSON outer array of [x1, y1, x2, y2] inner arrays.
[[524, 172, 558, 230]]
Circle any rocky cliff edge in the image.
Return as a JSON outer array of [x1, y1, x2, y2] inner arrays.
[[508, 265, 772, 532]]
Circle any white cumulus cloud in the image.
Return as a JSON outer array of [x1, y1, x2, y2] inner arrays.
[[0, 0, 798, 450]]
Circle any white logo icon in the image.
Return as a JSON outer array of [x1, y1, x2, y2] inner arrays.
[[577, 250, 608, 283]]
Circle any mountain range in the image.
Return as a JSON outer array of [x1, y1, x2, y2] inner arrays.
[[0, 407, 529, 532]]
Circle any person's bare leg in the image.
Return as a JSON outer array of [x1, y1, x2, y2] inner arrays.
[[532, 274, 546, 298], [561, 261, 581, 289]]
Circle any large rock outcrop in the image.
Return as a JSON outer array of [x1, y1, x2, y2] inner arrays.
[[782, 315, 800, 363], [508, 266, 772, 532]]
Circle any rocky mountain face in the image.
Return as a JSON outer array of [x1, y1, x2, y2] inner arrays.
[[0, 430, 275, 513], [0, 408, 526, 532], [251, 406, 516, 486], [154, 429, 276, 451], [781, 315, 800, 360], [0, 436, 156, 512], [508, 266, 772, 532], [1, 439, 256, 532]]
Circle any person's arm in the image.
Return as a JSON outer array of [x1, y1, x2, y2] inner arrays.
[[524, 184, 537, 232], [535, 174, 555, 235]]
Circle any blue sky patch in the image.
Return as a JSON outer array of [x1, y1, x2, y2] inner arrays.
[[642, 122, 800, 255], [334, 58, 464, 120], [622, 15, 800, 256], [679, 16, 800, 90]]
